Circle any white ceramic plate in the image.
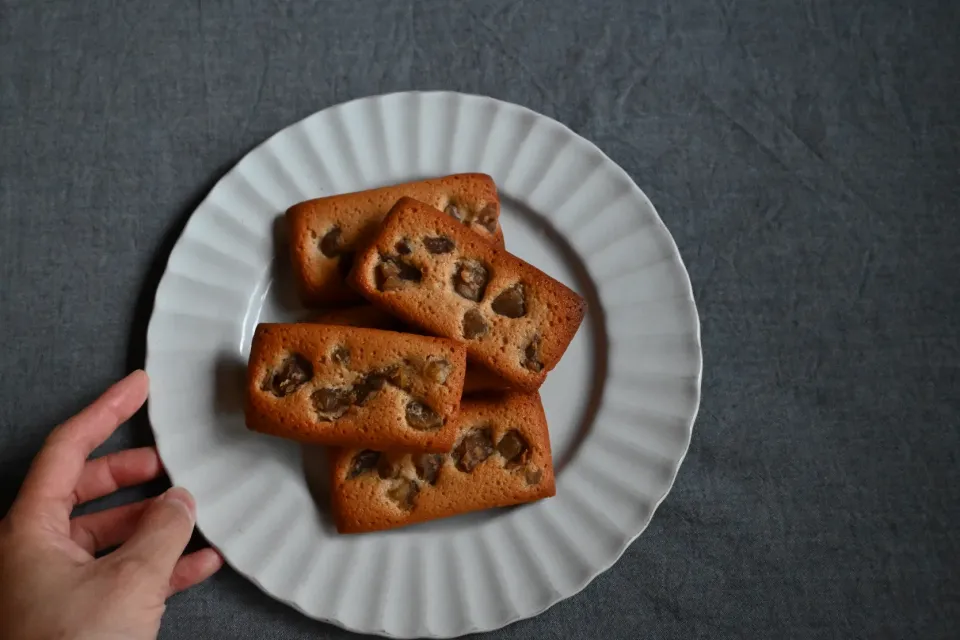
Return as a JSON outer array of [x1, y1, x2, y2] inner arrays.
[[145, 91, 702, 638]]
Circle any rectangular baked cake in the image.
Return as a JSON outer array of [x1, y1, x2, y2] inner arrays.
[[329, 392, 556, 533], [348, 197, 586, 391], [287, 173, 503, 306], [246, 323, 467, 452], [309, 306, 509, 394]]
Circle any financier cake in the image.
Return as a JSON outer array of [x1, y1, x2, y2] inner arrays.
[[246, 323, 467, 452], [329, 392, 556, 533], [309, 306, 508, 394], [349, 197, 586, 391], [287, 174, 503, 306]]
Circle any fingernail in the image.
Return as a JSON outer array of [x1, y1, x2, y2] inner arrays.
[[162, 486, 196, 518]]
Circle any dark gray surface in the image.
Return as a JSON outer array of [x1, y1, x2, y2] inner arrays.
[[2, 0, 958, 638]]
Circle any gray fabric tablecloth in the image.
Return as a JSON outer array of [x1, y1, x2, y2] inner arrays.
[[2, 1, 957, 638]]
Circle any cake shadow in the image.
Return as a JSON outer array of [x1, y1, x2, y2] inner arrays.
[[268, 213, 319, 323], [499, 195, 609, 475], [301, 444, 338, 532], [214, 352, 248, 417]]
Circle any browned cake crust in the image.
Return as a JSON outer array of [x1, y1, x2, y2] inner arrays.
[[309, 306, 509, 394], [287, 174, 503, 306], [329, 392, 556, 533], [245, 323, 467, 452], [348, 198, 586, 391]]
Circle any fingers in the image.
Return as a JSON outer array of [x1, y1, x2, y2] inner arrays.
[[113, 487, 197, 584], [71, 447, 162, 506], [168, 548, 224, 596], [70, 499, 155, 555], [18, 371, 150, 516]]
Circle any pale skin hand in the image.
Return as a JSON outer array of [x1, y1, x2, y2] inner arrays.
[[0, 370, 224, 640]]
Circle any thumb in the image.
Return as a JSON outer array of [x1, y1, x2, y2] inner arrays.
[[114, 487, 196, 584]]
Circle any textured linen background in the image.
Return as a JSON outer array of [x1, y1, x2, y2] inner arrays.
[[1, 1, 957, 638]]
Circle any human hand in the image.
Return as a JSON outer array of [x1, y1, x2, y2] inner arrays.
[[0, 370, 223, 640]]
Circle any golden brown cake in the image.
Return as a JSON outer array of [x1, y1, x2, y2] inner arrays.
[[246, 323, 466, 452], [309, 306, 509, 394], [329, 392, 556, 533], [287, 174, 503, 306], [349, 197, 586, 392]]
